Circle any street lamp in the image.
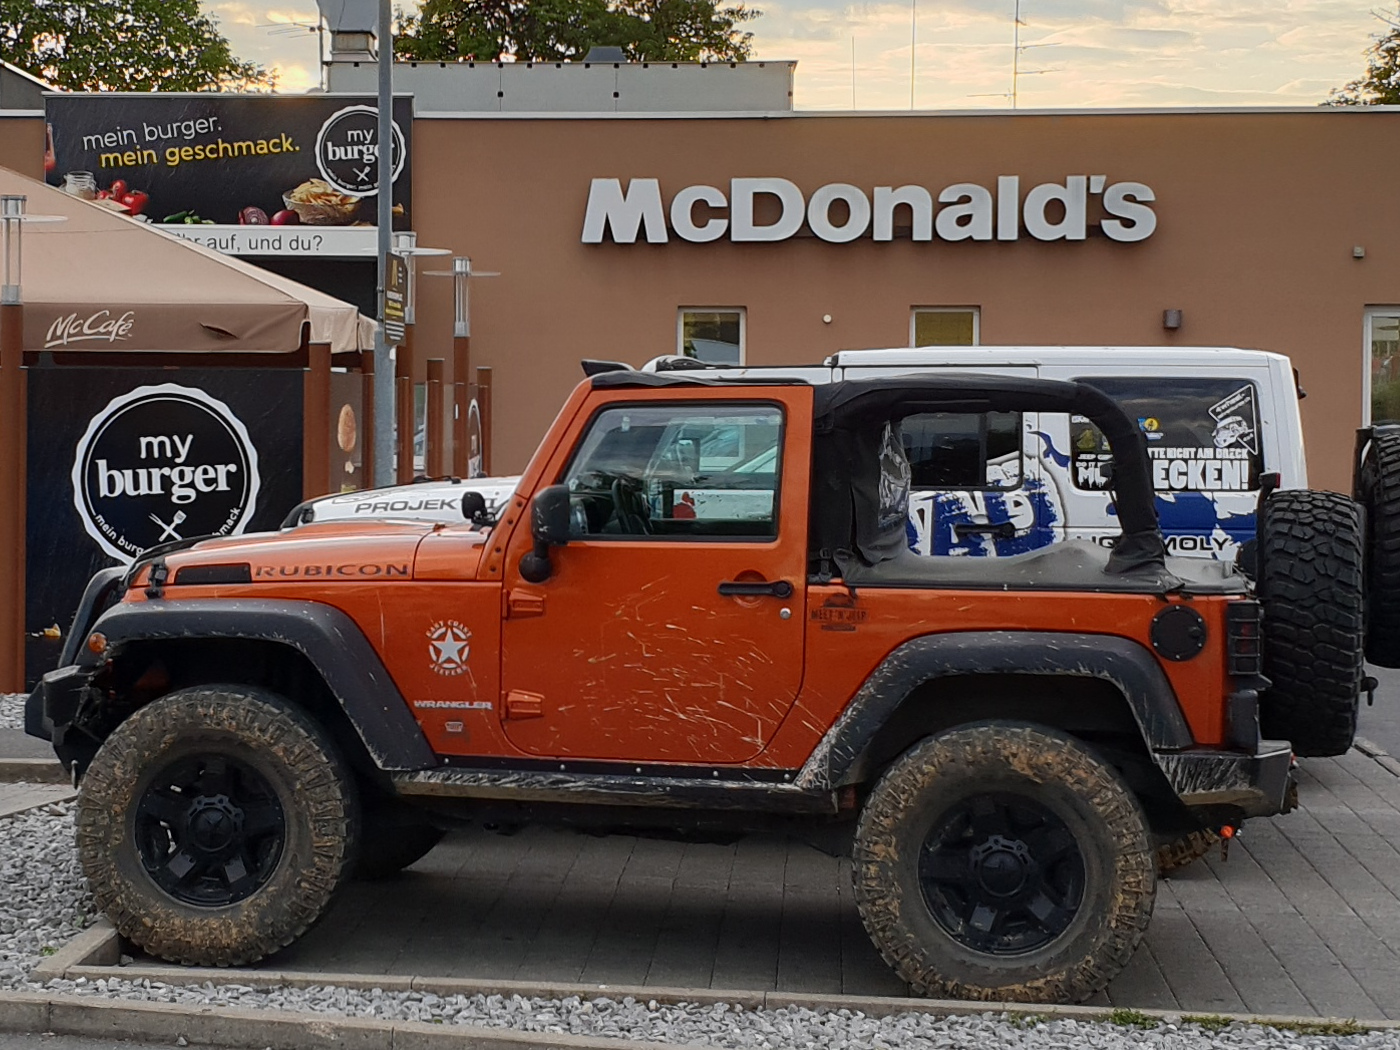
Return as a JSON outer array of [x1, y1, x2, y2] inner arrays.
[[425, 256, 498, 477]]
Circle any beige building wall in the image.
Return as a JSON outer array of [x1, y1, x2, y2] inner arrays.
[[0, 114, 44, 178], [409, 109, 1399, 492]]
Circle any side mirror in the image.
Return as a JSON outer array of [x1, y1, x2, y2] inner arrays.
[[519, 484, 570, 583], [460, 491, 488, 523]]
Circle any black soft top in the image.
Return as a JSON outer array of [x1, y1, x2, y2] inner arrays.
[[811, 373, 1166, 578], [589, 368, 1170, 581]]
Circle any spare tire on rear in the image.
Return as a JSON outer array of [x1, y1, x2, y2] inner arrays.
[[1257, 489, 1364, 757], [1357, 427, 1400, 667]]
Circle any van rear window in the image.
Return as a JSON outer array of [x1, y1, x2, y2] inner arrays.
[[1070, 378, 1262, 493]]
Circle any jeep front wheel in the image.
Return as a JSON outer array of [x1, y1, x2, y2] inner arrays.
[[75, 685, 359, 966], [852, 722, 1155, 1003]]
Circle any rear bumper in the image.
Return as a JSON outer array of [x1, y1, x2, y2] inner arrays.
[[1155, 739, 1294, 819]]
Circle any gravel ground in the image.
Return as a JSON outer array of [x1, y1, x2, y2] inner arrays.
[[3, 690, 1399, 1047], [0, 694, 25, 732]]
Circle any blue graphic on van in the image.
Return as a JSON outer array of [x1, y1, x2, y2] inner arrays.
[[1033, 431, 1070, 468], [908, 478, 1061, 557], [1106, 492, 1256, 556]]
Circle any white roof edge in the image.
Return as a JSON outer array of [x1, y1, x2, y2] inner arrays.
[[829, 345, 1290, 361], [417, 105, 1398, 120], [1, 61, 59, 91], [0, 108, 43, 118]]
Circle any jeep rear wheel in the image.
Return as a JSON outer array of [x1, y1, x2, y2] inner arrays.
[[76, 685, 359, 966], [1257, 490, 1364, 756], [852, 722, 1155, 1003], [1358, 428, 1400, 667]]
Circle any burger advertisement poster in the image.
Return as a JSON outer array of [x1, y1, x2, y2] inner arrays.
[[25, 368, 303, 682], [44, 94, 412, 257]]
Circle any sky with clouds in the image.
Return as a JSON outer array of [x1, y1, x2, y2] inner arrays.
[[209, 0, 1389, 109]]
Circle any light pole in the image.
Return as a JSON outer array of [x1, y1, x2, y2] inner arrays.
[[373, 0, 395, 487]]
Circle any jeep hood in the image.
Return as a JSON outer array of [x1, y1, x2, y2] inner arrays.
[[147, 521, 488, 585]]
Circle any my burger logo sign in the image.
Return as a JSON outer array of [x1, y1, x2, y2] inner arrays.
[[315, 105, 406, 197], [71, 384, 260, 562]]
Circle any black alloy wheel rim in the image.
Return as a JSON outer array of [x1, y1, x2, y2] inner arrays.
[[133, 753, 286, 907], [918, 791, 1086, 956]]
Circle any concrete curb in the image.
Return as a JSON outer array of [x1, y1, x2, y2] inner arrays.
[[6, 984, 1395, 1047], [30, 919, 119, 983], [0, 991, 708, 1050], [1354, 737, 1400, 777], [49, 937, 1399, 1031], [0, 758, 67, 785]]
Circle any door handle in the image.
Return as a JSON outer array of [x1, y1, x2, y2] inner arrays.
[[718, 579, 794, 599], [953, 522, 1018, 539]]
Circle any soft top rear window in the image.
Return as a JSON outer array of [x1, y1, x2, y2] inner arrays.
[[1070, 377, 1262, 493]]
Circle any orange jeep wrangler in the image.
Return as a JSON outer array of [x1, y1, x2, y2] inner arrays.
[[28, 369, 1364, 1003]]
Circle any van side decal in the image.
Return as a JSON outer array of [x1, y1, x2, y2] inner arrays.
[[1033, 430, 1070, 468]]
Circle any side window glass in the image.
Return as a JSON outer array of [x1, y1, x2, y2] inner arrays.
[[899, 412, 1021, 489], [1069, 378, 1262, 493], [563, 404, 783, 539]]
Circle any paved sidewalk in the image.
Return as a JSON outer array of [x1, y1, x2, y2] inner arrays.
[[115, 749, 1400, 1019]]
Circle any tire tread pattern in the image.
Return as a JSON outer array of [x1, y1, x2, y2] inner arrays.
[[1361, 430, 1400, 667], [75, 685, 359, 967], [852, 723, 1155, 1004], [1258, 490, 1364, 757]]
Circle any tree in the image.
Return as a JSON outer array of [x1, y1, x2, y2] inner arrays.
[[395, 0, 760, 64], [0, 0, 272, 92], [1328, 8, 1400, 104]]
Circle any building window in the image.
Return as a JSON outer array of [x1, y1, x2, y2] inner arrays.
[[679, 308, 745, 364], [1368, 309, 1400, 424], [912, 308, 979, 347]]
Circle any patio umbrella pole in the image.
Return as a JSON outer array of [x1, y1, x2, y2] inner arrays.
[[0, 194, 26, 691], [0, 297, 22, 692]]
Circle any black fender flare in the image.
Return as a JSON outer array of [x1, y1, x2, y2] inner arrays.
[[80, 598, 437, 772], [795, 630, 1193, 789]]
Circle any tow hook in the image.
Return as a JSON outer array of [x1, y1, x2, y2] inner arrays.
[[1364, 675, 1379, 707]]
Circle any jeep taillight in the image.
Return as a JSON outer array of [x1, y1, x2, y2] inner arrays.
[[1226, 599, 1263, 676]]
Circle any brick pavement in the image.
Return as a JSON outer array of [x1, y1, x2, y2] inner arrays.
[[116, 749, 1397, 1019]]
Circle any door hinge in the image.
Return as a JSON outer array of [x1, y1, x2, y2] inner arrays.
[[507, 590, 546, 618], [505, 690, 544, 720]]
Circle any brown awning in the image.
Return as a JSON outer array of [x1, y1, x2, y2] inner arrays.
[[1, 166, 320, 354]]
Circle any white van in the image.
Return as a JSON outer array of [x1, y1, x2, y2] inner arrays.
[[642, 345, 1306, 562]]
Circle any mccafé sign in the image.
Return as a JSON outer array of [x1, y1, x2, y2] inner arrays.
[[582, 175, 1156, 245]]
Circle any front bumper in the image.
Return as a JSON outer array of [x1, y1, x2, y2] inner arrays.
[[1155, 739, 1294, 819], [26, 664, 99, 767]]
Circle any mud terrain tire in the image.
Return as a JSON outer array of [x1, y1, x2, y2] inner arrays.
[[852, 722, 1155, 1003], [75, 685, 359, 966], [1257, 490, 1364, 756], [1155, 829, 1218, 877], [1358, 428, 1400, 667]]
